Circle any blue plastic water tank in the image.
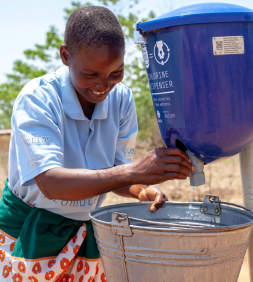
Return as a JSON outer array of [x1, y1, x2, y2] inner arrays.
[[137, 3, 253, 163]]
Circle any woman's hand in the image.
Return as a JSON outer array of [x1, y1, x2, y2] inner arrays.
[[131, 147, 194, 185], [115, 184, 168, 212], [138, 185, 168, 212]]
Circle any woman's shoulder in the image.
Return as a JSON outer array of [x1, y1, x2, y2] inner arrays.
[[107, 83, 136, 119], [112, 82, 132, 95], [18, 71, 61, 100], [109, 83, 134, 105], [13, 69, 67, 115]]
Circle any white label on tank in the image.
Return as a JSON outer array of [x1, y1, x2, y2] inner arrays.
[[141, 44, 150, 69], [212, 36, 245, 55]]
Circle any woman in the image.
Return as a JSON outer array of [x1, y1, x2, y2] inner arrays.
[[0, 6, 194, 282]]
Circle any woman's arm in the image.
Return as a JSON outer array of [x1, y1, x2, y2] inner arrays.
[[113, 184, 168, 212], [35, 147, 194, 202]]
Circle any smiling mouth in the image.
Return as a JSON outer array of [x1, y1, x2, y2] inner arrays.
[[90, 89, 107, 96]]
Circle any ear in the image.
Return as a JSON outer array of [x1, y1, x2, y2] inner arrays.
[[60, 45, 70, 66]]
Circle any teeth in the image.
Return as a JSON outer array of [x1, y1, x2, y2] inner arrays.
[[92, 90, 106, 95]]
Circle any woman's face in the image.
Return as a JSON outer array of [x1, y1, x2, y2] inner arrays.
[[60, 44, 124, 105]]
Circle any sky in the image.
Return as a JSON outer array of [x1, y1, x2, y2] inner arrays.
[[1, 0, 253, 83]]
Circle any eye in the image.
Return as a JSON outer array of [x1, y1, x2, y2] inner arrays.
[[110, 69, 124, 76], [83, 73, 98, 78]]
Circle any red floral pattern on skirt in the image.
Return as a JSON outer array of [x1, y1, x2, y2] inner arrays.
[[0, 225, 106, 282]]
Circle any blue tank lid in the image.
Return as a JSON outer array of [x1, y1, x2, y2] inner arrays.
[[137, 3, 253, 32]]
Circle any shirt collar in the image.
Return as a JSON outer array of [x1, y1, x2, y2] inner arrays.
[[57, 66, 108, 121]]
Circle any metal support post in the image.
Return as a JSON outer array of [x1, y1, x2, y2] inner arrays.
[[240, 142, 253, 282]]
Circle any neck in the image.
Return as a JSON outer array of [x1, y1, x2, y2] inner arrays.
[[76, 91, 95, 120]]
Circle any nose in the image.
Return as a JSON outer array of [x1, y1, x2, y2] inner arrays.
[[95, 78, 111, 92]]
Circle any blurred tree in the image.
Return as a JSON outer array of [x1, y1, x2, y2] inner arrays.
[[0, 0, 156, 141]]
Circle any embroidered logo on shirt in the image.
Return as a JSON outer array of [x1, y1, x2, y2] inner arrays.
[[30, 155, 45, 167], [22, 133, 53, 146], [45, 196, 99, 208], [30, 155, 45, 163], [126, 133, 137, 159], [126, 148, 135, 159]]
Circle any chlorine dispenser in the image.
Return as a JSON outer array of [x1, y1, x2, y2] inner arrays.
[[135, 3, 253, 187]]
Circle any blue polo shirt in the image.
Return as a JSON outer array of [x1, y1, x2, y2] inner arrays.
[[8, 66, 138, 220]]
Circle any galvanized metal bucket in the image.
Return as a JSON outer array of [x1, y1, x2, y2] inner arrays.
[[90, 195, 253, 282]]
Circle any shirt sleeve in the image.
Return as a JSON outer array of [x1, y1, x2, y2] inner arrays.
[[114, 88, 138, 166], [11, 88, 64, 187]]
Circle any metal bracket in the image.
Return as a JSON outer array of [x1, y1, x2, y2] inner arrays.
[[134, 30, 146, 44], [200, 195, 221, 216], [111, 212, 133, 237]]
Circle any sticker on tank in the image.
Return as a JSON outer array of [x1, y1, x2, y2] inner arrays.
[[212, 36, 245, 55]]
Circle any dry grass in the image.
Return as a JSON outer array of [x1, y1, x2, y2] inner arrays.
[[0, 135, 250, 281]]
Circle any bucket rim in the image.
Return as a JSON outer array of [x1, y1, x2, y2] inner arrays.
[[90, 201, 253, 233]]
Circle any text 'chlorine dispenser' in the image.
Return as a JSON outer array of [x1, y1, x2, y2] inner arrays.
[[135, 3, 253, 186]]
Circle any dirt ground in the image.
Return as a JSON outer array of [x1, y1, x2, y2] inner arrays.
[[0, 134, 251, 281]]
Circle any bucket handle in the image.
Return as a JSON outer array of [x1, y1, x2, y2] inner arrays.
[[210, 198, 253, 214], [200, 195, 253, 216], [127, 216, 217, 230], [112, 213, 217, 232], [111, 194, 253, 233]]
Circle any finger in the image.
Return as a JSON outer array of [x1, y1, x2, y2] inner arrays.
[[143, 186, 168, 212], [157, 147, 192, 163], [150, 192, 168, 212], [160, 172, 188, 182], [138, 189, 150, 202], [161, 155, 194, 171], [140, 186, 159, 202], [166, 163, 193, 176], [153, 160, 192, 176]]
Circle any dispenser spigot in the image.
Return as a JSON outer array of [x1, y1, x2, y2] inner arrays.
[[186, 150, 205, 186]]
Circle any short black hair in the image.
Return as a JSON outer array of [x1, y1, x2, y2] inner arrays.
[[64, 6, 125, 55]]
